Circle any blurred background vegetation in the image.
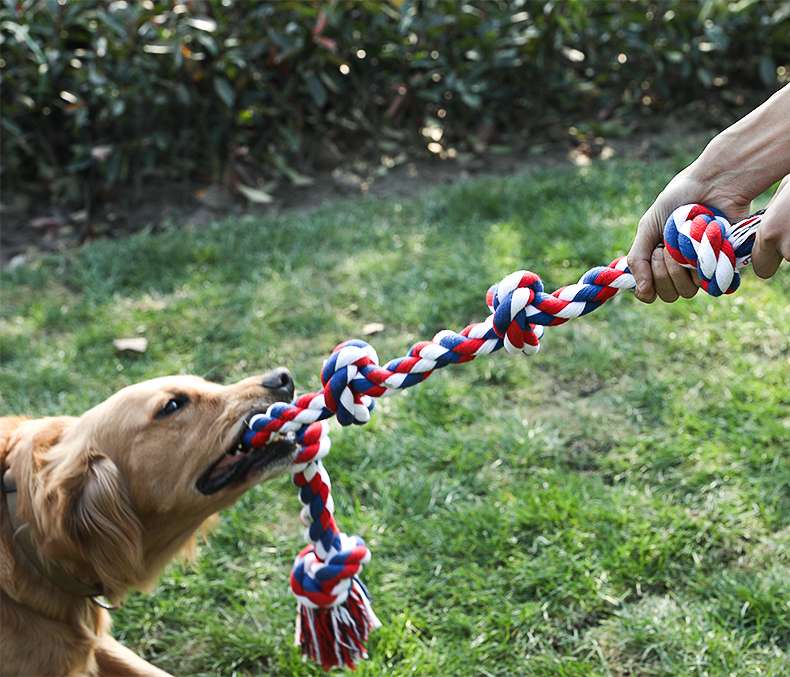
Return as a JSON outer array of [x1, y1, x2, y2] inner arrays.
[[1, 0, 789, 226]]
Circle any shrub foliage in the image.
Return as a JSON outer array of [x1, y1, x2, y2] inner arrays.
[[1, 0, 788, 208]]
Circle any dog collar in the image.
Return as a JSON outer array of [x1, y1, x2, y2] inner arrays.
[[1, 466, 112, 606]]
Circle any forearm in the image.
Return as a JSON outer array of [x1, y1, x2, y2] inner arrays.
[[691, 84, 790, 202]]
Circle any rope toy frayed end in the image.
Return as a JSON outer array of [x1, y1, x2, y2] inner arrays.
[[293, 570, 380, 670], [290, 520, 379, 670]]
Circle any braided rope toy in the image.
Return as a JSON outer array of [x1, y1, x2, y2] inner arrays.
[[244, 204, 763, 670]]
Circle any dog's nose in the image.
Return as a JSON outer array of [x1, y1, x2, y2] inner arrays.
[[261, 367, 294, 400]]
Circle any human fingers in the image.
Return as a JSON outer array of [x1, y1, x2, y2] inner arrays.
[[627, 213, 663, 303], [651, 246, 680, 303], [663, 246, 698, 298], [752, 177, 790, 278], [766, 174, 790, 208], [690, 269, 702, 287]]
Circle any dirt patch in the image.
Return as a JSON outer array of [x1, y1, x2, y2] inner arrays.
[[0, 125, 709, 268]]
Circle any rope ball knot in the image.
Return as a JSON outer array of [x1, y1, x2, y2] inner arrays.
[[663, 204, 745, 296], [487, 270, 546, 355], [321, 339, 379, 426]]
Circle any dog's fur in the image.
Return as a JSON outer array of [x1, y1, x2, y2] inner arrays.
[[1, 372, 294, 676]]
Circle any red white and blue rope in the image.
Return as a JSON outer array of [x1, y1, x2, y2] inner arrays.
[[243, 204, 763, 669]]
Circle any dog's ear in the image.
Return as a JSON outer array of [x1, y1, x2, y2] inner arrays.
[[35, 441, 143, 596], [68, 453, 144, 591]]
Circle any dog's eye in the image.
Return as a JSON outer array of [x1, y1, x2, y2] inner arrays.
[[156, 395, 189, 419]]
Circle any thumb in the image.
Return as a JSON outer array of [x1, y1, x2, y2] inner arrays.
[[751, 183, 789, 278], [751, 229, 782, 279], [627, 215, 662, 303]]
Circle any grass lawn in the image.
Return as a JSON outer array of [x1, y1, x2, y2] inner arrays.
[[1, 155, 788, 676]]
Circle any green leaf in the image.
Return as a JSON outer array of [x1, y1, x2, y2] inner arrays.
[[271, 153, 314, 186], [305, 73, 327, 108], [187, 17, 217, 33], [96, 10, 127, 40], [758, 56, 776, 86], [696, 66, 713, 88], [1, 20, 46, 63], [460, 90, 482, 108], [214, 77, 235, 108]]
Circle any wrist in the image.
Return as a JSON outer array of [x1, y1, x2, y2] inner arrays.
[[685, 151, 721, 190], [692, 86, 790, 201], [687, 136, 746, 204]]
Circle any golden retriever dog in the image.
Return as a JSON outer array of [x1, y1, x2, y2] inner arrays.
[[1, 368, 296, 676]]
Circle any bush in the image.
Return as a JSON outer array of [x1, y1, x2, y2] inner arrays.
[[1, 0, 788, 210]]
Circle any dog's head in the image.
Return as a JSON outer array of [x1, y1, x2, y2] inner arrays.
[[82, 370, 297, 508], [26, 370, 296, 597]]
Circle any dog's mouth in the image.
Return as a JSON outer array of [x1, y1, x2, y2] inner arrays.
[[196, 412, 296, 495]]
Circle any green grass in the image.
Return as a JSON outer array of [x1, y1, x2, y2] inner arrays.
[[2, 157, 788, 676]]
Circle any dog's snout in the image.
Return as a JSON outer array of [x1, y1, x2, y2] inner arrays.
[[261, 367, 294, 400]]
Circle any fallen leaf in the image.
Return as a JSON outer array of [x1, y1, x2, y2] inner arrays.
[[90, 145, 113, 162], [331, 168, 364, 191], [569, 148, 592, 167], [7, 254, 28, 270], [237, 184, 274, 204], [30, 216, 64, 229], [113, 337, 148, 353], [362, 322, 385, 336]]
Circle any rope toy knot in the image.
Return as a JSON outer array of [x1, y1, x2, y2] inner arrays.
[[290, 534, 371, 609], [663, 204, 742, 296], [291, 536, 379, 670], [321, 339, 379, 426], [290, 462, 380, 670], [487, 270, 545, 354]]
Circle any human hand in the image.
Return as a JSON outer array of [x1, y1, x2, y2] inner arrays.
[[627, 164, 753, 303], [752, 175, 790, 278]]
